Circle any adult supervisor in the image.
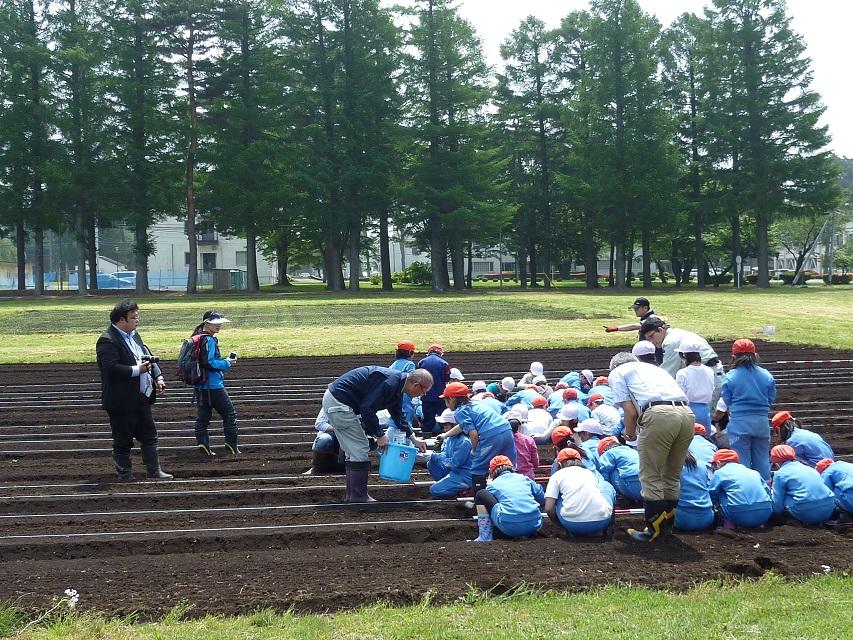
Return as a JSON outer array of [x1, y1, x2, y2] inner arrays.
[[640, 315, 724, 401], [608, 352, 694, 542], [96, 299, 172, 481], [323, 366, 432, 502], [604, 296, 657, 336]]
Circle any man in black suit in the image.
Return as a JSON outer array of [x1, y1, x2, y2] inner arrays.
[[96, 299, 173, 481]]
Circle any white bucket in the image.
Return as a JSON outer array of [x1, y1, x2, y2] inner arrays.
[[761, 325, 776, 335]]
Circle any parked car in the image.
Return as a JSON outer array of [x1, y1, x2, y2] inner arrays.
[[68, 273, 135, 289], [112, 271, 137, 288]]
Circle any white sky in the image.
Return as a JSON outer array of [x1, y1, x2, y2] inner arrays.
[[389, 0, 853, 158]]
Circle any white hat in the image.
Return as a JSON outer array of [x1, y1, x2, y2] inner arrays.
[[678, 339, 703, 354], [512, 404, 529, 421], [376, 409, 391, 426], [580, 369, 594, 385], [575, 418, 604, 436], [530, 361, 544, 376], [203, 311, 230, 325], [501, 376, 516, 392], [559, 404, 579, 421], [631, 340, 656, 357], [435, 408, 457, 424], [715, 397, 728, 412], [532, 374, 547, 385], [449, 367, 465, 381], [472, 380, 487, 393], [504, 410, 522, 422]]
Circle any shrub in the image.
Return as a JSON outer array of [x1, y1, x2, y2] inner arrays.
[[710, 273, 733, 285], [369, 274, 381, 286], [827, 274, 851, 285], [407, 261, 432, 286]]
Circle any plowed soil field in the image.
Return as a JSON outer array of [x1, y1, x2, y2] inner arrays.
[[0, 342, 850, 618]]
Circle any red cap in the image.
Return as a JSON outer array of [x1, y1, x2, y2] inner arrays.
[[532, 395, 548, 408], [439, 382, 470, 398], [396, 340, 416, 352], [694, 423, 707, 437], [815, 458, 834, 474], [712, 449, 739, 465], [597, 436, 619, 457], [562, 388, 578, 402], [554, 381, 569, 391], [594, 376, 608, 386], [771, 411, 793, 430], [771, 444, 796, 465], [587, 393, 605, 407], [482, 392, 496, 399], [550, 426, 574, 447], [732, 338, 756, 355], [489, 455, 513, 474], [557, 448, 581, 464], [427, 344, 445, 355]]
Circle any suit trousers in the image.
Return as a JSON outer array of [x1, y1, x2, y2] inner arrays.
[[109, 395, 158, 457]]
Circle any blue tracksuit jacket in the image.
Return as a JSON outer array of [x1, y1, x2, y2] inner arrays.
[[821, 460, 853, 513], [771, 460, 835, 524]]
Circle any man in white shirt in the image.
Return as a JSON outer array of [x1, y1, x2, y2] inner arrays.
[[608, 352, 695, 542]]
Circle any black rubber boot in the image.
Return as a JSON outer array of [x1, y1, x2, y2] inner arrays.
[[303, 450, 333, 476], [142, 445, 174, 480], [113, 454, 134, 481], [628, 500, 670, 542], [472, 475, 488, 494], [345, 461, 375, 503]]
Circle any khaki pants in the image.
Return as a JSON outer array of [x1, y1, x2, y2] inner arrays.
[[322, 390, 370, 463], [637, 405, 695, 501]]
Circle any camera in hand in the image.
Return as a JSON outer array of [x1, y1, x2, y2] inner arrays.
[[141, 354, 160, 364], [229, 352, 237, 359]]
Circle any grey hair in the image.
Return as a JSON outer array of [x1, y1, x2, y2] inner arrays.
[[408, 369, 434, 387], [609, 352, 638, 371]]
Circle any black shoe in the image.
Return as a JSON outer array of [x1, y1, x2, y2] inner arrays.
[[223, 443, 241, 455], [116, 470, 134, 482], [197, 443, 216, 458]]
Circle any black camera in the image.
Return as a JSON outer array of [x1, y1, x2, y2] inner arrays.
[[229, 352, 237, 359], [141, 354, 160, 364]]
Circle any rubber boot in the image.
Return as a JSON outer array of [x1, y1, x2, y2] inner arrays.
[[473, 514, 493, 542], [142, 445, 174, 480], [628, 500, 669, 542], [223, 442, 241, 456], [345, 461, 375, 503], [472, 475, 488, 493], [662, 500, 678, 536], [113, 454, 134, 482]]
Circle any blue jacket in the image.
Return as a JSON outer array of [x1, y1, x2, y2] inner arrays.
[[587, 384, 615, 405], [478, 397, 507, 415], [721, 365, 776, 417], [597, 446, 640, 486], [580, 437, 603, 472], [486, 471, 545, 526], [454, 402, 512, 441], [328, 366, 410, 438], [678, 460, 713, 511], [821, 460, 853, 512], [771, 460, 835, 515], [417, 354, 449, 401], [688, 435, 717, 469], [786, 428, 834, 468], [198, 334, 232, 390], [432, 433, 473, 475], [547, 393, 564, 417], [389, 358, 416, 424], [709, 462, 772, 510], [505, 388, 540, 409], [559, 371, 581, 389]]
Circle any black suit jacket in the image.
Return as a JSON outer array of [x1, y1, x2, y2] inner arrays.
[[96, 325, 162, 412]]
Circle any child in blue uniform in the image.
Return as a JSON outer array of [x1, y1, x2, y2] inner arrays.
[[471, 455, 545, 541], [816, 458, 853, 518], [574, 419, 605, 472], [390, 340, 417, 428], [770, 445, 835, 525], [771, 411, 834, 468], [708, 449, 773, 533], [437, 382, 517, 492], [689, 424, 717, 468], [720, 339, 776, 481], [596, 437, 642, 502], [427, 409, 473, 498], [675, 451, 715, 531], [675, 339, 715, 430], [545, 448, 615, 537]]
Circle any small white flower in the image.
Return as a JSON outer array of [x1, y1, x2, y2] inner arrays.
[[63, 588, 79, 609], [821, 565, 831, 574]]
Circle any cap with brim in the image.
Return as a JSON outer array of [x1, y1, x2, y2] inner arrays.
[[575, 418, 604, 436], [449, 368, 465, 381], [580, 370, 594, 385], [678, 339, 703, 354], [559, 404, 579, 421], [631, 297, 650, 308], [204, 312, 230, 325], [501, 376, 516, 392], [435, 409, 457, 424], [631, 340, 656, 357], [472, 380, 487, 393], [530, 361, 544, 376], [532, 374, 547, 385]]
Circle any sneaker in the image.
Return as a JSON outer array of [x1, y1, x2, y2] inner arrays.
[[223, 443, 241, 455], [197, 443, 216, 458]]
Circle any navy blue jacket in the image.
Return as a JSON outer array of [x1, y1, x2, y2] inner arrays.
[[328, 366, 410, 438]]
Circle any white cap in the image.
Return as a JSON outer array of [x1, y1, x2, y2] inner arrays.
[[501, 376, 516, 392], [678, 339, 703, 354], [575, 418, 604, 435], [505, 410, 522, 422], [472, 380, 487, 393], [530, 361, 544, 376], [559, 404, 579, 421], [532, 374, 547, 385], [631, 340, 656, 357], [449, 367, 465, 381], [435, 408, 457, 424], [512, 404, 529, 421], [580, 369, 594, 385], [376, 409, 391, 426], [715, 397, 728, 412]]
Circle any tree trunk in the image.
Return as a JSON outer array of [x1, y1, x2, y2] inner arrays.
[[529, 240, 538, 287], [449, 237, 465, 291], [608, 243, 615, 288], [246, 229, 259, 291], [87, 217, 97, 290], [33, 227, 45, 296], [76, 216, 87, 295], [614, 237, 627, 290], [185, 22, 199, 293], [641, 229, 651, 288], [135, 221, 150, 293], [276, 234, 291, 285], [131, 9, 150, 295], [429, 215, 448, 292], [379, 209, 392, 291], [518, 245, 528, 289], [348, 221, 360, 292], [323, 230, 344, 290], [584, 213, 598, 289], [465, 240, 473, 289], [16, 223, 26, 290]]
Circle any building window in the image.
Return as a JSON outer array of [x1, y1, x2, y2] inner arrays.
[[184, 252, 190, 266], [235, 251, 247, 267], [202, 253, 217, 271], [410, 246, 420, 256], [472, 261, 494, 274]]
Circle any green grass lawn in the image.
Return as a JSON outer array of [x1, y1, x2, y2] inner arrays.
[[1, 285, 852, 364], [2, 574, 850, 639]]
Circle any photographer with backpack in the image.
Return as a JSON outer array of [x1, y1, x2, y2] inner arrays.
[[189, 311, 239, 457]]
